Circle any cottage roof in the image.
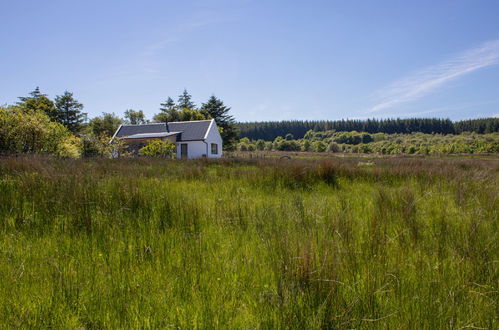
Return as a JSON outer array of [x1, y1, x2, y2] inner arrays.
[[122, 132, 181, 139], [113, 120, 213, 141]]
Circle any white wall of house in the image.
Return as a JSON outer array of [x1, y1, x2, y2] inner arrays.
[[175, 141, 207, 159], [204, 120, 223, 158], [174, 120, 223, 159]]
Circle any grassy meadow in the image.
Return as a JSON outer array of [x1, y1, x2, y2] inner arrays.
[[0, 155, 497, 328]]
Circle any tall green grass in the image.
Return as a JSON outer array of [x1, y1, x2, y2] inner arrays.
[[0, 156, 497, 328]]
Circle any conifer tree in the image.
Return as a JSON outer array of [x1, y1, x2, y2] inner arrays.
[[17, 87, 58, 121], [54, 91, 86, 133], [154, 97, 177, 123], [200, 95, 237, 149], [177, 89, 196, 109], [159, 97, 176, 113]]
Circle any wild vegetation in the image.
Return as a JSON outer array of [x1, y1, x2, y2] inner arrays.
[[237, 130, 499, 155], [238, 118, 499, 141], [0, 156, 497, 328]]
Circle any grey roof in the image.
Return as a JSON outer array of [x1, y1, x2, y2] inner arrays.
[[113, 120, 213, 141], [115, 123, 168, 138], [167, 120, 212, 141], [122, 132, 181, 139]]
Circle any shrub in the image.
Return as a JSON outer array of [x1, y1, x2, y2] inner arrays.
[[0, 106, 80, 156], [327, 142, 341, 153], [139, 140, 176, 158]]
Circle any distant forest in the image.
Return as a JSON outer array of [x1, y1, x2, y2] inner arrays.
[[237, 118, 499, 140]]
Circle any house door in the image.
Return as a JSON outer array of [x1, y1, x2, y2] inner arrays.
[[180, 143, 188, 159]]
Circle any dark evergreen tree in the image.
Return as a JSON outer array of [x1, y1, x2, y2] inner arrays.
[[54, 91, 86, 133], [177, 89, 196, 109], [200, 95, 237, 150], [236, 117, 498, 140], [154, 96, 178, 123], [159, 97, 176, 112], [17, 87, 58, 121]]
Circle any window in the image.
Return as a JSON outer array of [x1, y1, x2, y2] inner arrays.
[[211, 143, 218, 154]]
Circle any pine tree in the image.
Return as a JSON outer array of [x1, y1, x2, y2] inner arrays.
[[17, 87, 59, 121], [159, 97, 176, 113], [200, 95, 237, 149], [177, 89, 196, 109], [154, 96, 177, 123], [54, 91, 86, 133]]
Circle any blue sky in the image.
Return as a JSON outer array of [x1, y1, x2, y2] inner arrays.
[[1, 0, 499, 122]]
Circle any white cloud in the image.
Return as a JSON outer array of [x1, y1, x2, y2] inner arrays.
[[368, 39, 499, 113]]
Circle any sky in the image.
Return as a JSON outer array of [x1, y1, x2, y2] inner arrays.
[[1, 0, 499, 122]]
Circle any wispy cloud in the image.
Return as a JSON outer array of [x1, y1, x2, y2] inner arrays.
[[368, 39, 499, 113]]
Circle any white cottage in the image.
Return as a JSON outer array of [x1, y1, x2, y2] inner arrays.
[[111, 119, 223, 159]]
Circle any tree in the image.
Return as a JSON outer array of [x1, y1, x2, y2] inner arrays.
[[154, 97, 177, 123], [0, 105, 81, 158], [17, 87, 59, 121], [314, 141, 326, 152], [255, 139, 266, 151], [327, 142, 341, 153], [200, 95, 237, 150], [153, 107, 206, 123], [124, 109, 147, 125], [88, 112, 123, 137], [177, 108, 206, 121], [159, 97, 176, 113], [54, 91, 86, 133], [177, 89, 196, 109]]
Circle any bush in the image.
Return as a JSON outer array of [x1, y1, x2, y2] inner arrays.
[[327, 142, 341, 153], [0, 106, 80, 157], [139, 140, 176, 158]]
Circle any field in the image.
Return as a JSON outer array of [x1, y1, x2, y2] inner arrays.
[[0, 155, 497, 328]]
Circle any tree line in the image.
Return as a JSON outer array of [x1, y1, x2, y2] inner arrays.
[[237, 118, 499, 140], [0, 87, 237, 157], [237, 130, 499, 155]]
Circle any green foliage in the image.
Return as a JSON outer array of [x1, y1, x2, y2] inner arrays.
[[255, 139, 266, 150], [81, 135, 129, 158], [200, 95, 237, 150], [54, 91, 86, 133], [327, 141, 340, 152], [159, 97, 176, 113], [301, 139, 312, 151], [16, 87, 59, 121], [153, 107, 206, 122], [124, 109, 147, 125], [237, 130, 499, 155], [88, 112, 123, 137], [139, 139, 176, 158], [238, 118, 499, 141], [177, 89, 196, 109], [0, 157, 496, 328], [155, 96, 178, 123], [275, 139, 301, 151], [0, 106, 81, 157], [314, 141, 326, 152]]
